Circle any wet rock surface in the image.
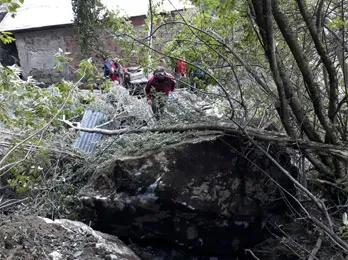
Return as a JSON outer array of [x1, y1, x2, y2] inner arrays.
[[79, 135, 297, 257]]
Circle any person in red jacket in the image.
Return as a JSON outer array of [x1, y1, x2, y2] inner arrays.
[[109, 59, 117, 82], [175, 60, 187, 76], [110, 57, 124, 83], [174, 59, 186, 88], [145, 66, 176, 120]]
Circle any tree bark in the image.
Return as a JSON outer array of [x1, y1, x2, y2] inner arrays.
[[296, 0, 339, 123], [264, 0, 295, 137], [272, 0, 339, 146]]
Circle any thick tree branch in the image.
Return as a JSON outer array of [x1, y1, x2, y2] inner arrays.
[[251, 0, 295, 137], [61, 119, 348, 163], [277, 59, 323, 142], [296, 0, 339, 123], [315, 0, 325, 31], [250, 0, 331, 177], [272, 0, 339, 146]]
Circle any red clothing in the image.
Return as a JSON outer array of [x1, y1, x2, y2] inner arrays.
[[110, 61, 117, 81], [175, 60, 187, 76], [110, 61, 124, 82], [145, 73, 176, 100], [111, 74, 120, 82]]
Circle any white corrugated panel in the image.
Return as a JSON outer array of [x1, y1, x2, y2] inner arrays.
[[73, 110, 109, 153]]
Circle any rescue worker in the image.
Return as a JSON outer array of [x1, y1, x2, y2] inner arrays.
[[174, 59, 187, 88], [145, 66, 176, 120]]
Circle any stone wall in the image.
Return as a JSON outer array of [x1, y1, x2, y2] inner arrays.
[[14, 26, 73, 85]]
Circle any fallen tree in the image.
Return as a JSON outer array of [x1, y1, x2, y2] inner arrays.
[[61, 119, 348, 163]]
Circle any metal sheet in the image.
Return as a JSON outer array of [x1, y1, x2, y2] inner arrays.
[[73, 110, 108, 153]]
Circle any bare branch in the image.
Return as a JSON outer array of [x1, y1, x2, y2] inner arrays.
[[308, 236, 322, 260], [122, 20, 275, 98], [245, 249, 261, 260]]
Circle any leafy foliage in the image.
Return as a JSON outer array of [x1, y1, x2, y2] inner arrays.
[[0, 53, 100, 211], [0, 0, 22, 45], [71, 0, 110, 57], [0, 31, 15, 44], [0, 0, 22, 12], [71, 0, 134, 60]]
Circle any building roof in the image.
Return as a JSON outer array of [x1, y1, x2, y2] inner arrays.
[[0, 0, 74, 31], [0, 0, 192, 32]]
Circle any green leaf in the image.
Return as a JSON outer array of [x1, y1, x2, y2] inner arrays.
[[327, 17, 345, 30], [336, 178, 344, 184]]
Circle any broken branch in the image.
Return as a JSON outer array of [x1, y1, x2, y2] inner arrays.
[[61, 120, 348, 161]]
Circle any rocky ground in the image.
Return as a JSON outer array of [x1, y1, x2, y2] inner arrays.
[[0, 215, 140, 260], [0, 213, 342, 260]]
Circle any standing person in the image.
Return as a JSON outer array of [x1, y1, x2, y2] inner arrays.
[[175, 59, 187, 77], [110, 57, 124, 84], [174, 59, 187, 88], [116, 58, 125, 83], [189, 61, 205, 92], [145, 66, 176, 120], [103, 55, 112, 78], [109, 58, 117, 82], [110, 57, 123, 83]]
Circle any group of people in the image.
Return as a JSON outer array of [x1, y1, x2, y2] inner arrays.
[[103, 56, 124, 83], [103, 55, 206, 120]]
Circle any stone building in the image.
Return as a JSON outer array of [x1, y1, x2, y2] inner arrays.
[[0, 0, 190, 85]]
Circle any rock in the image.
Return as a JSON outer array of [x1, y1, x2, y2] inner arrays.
[[0, 186, 18, 214], [48, 251, 63, 260], [0, 215, 140, 260], [106, 254, 119, 260], [79, 135, 296, 255]]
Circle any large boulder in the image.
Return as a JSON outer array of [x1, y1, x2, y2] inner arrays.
[[79, 135, 296, 255]]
